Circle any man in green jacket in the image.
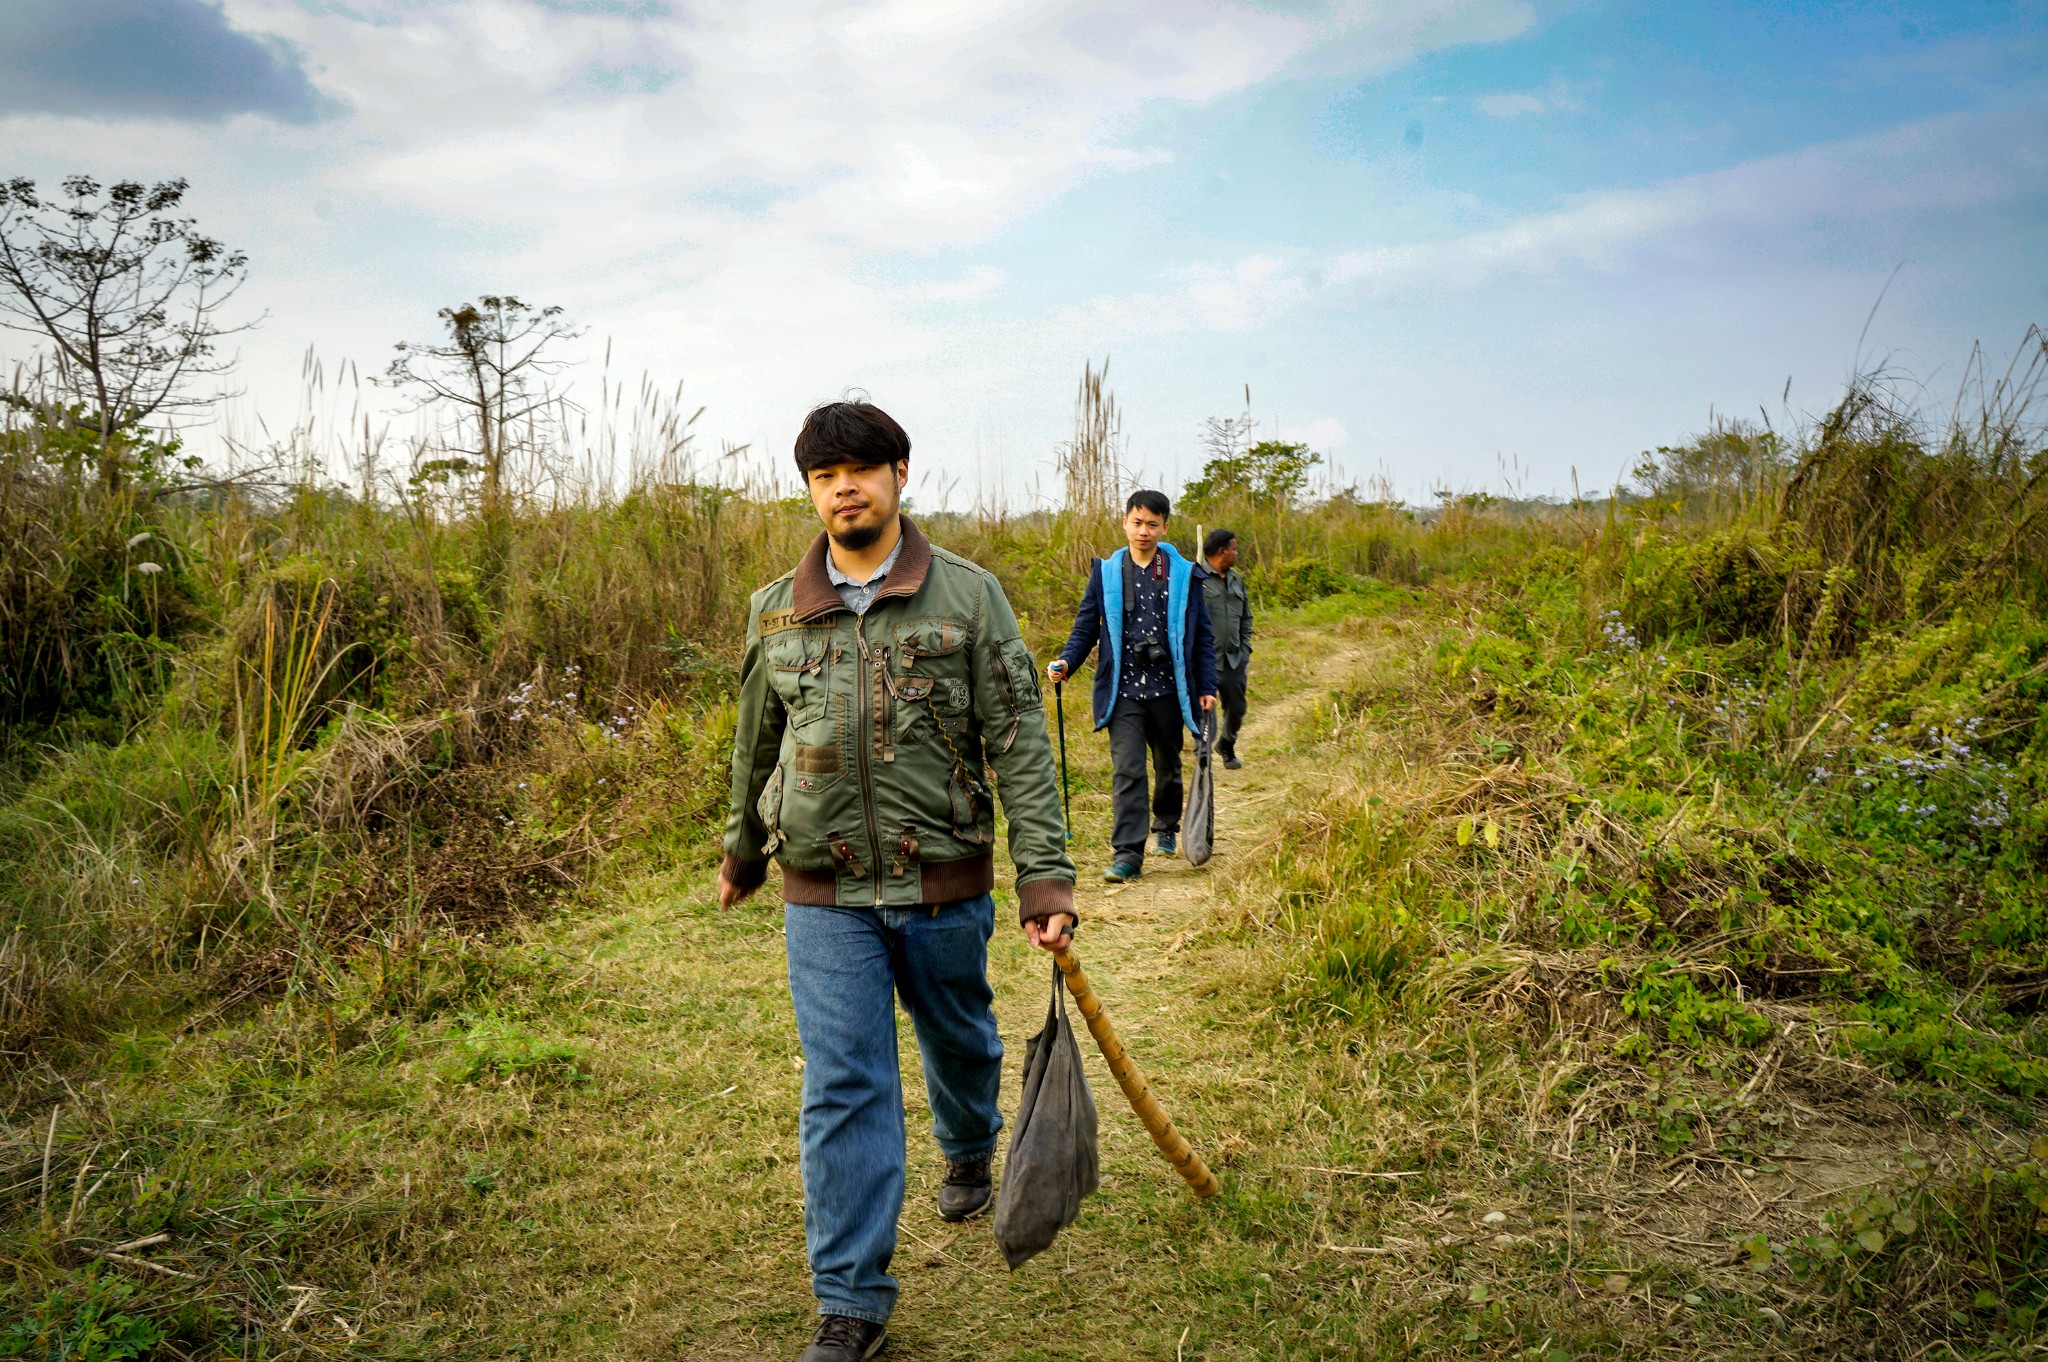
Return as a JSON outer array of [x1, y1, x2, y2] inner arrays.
[[719, 400, 1077, 1362], [1200, 528, 1253, 768]]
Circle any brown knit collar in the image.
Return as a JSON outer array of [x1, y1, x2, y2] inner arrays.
[[791, 515, 933, 622]]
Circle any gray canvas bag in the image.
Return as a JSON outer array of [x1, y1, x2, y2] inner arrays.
[[994, 966, 1100, 1268], [1182, 707, 1216, 866]]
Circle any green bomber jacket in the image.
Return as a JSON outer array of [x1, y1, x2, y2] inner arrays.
[[720, 517, 1077, 924]]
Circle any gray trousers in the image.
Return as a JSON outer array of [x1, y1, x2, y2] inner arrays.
[[1216, 662, 1248, 757], [1107, 695, 1184, 865]]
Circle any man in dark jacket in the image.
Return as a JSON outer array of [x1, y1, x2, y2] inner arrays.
[[719, 400, 1076, 1362], [1200, 528, 1253, 769], [1048, 489, 1217, 883]]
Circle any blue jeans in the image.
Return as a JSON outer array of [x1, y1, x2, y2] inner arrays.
[[784, 893, 1005, 1324]]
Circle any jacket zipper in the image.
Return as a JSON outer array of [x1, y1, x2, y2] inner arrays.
[[854, 614, 884, 906]]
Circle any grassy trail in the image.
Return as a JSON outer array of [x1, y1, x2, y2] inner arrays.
[[22, 609, 1996, 1360], [14, 394, 2046, 1357], [380, 619, 1379, 1360]]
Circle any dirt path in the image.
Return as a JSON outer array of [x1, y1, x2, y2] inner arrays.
[[354, 619, 1388, 1361], [1055, 627, 1370, 1072], [528, 620, 1379, 1361], [859, 623, 1383, 1357], [50, 601, 2000, 1360], [312, 611, 1943, 1360]]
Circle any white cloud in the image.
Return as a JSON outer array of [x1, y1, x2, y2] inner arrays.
[[0, 0, 1533, 482], [908, 265, 1007, 302], [1182, 255, 1313, 330], [3, 0, 2033, 507], [1002, 98, 2047, 503], [1476, 92, 1543, 117], [1046, 99, 2047, 326], [248, 0, 1362, 251], [1055, 253, 1313, 336], [1296, 416, 1348, 451], [1330, 188, 1690, 292], [1474, 76, 1590, 120]]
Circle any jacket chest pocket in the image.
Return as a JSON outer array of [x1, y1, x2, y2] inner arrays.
[[895, 619, 967, 660], [891, 671, 971, 747], [767, 634, 833, 713], [898, 671, 992, 845], [890, 619, 971, 742], [769, 634, 849, 792]]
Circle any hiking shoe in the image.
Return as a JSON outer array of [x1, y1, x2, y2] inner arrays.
[[937, 1154, 992, 1221], [1155, 831, 1177, 857], [1223, 755, 1242, 770], [798, 1315, 886, 1362], [1102, 858, 1143, 884]]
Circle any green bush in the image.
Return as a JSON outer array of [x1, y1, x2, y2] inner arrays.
[[1256, 393, 2048, 1102], [1248, 556, 1357, 608], [1741, 1141, 2048, 1342], [1614, 959, 1772, 1052], [1620, 525, 1799, 645], [1292, 895, 1423, 1020], [0, 425, 205, 733]]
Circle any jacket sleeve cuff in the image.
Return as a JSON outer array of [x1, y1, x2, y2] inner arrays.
[[1017, 877, 1077, 926], [722, 853, 770, 894]]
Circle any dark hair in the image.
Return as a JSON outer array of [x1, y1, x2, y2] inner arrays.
[[1125, 489, 1170, 519], [794, 400, 910, 474], [1203, 527, 1238, 558]]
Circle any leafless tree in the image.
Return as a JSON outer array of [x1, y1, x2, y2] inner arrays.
[[382, 296, 584, 515], [1200, 384, 1257, 466], [0, 176, 253, 490]]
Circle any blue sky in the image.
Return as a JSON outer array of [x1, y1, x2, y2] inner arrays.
[[2, 0, 2043, 504]]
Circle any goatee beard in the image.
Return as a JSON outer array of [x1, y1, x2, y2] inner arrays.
[[830, 519, 885, 552]]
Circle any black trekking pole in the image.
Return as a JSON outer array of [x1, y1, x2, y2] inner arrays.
[[1054, 680, 1073, 843]]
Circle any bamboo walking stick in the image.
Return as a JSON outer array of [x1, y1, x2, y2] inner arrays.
[[1051, 944, 1221, 1198]]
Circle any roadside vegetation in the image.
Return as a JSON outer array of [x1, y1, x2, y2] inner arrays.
[[1234, 344, 2048, 1356], [4, 174, 2047, 1359]]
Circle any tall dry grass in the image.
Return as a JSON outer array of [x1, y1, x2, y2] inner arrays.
[[1053, 356, 1124, 524], [10, 328, 2043, 1087], [0, 365, 813, 1064]]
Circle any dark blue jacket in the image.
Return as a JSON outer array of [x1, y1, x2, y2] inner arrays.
[[1055, 545, 1217, 734]]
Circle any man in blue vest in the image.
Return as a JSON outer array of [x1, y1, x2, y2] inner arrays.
[[1048, 490, 1218, 883]]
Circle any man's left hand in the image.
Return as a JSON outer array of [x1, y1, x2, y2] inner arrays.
[[1199, 693, 1218, 710], [1026, 913, 1074, 953]]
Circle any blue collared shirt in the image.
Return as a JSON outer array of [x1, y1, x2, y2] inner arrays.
[[825, 534, 905, 615]]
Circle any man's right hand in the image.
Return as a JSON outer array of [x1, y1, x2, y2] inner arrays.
[[718, 866, 755, 909], [1025, 913, 1075, 953], [1047, 659, 1069, 683]]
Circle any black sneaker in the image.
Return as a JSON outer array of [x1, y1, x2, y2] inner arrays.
[[1223, 755, 1242, 770], [799, 1315, 886, 1362], [1155, 831, 1177, 856], [937, 1154, 992, 1221], [1102, 858, 1143, 883]]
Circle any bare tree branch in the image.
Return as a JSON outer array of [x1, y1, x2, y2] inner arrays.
[[0, 176, 257, 490], [380, 296, 583, 513]]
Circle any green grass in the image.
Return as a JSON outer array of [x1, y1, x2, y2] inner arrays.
[[0, 608, 2034, 1360], [6, 361, 2048, 1357]]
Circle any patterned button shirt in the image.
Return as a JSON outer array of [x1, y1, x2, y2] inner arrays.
[[1120, 552, 1173, 700]]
